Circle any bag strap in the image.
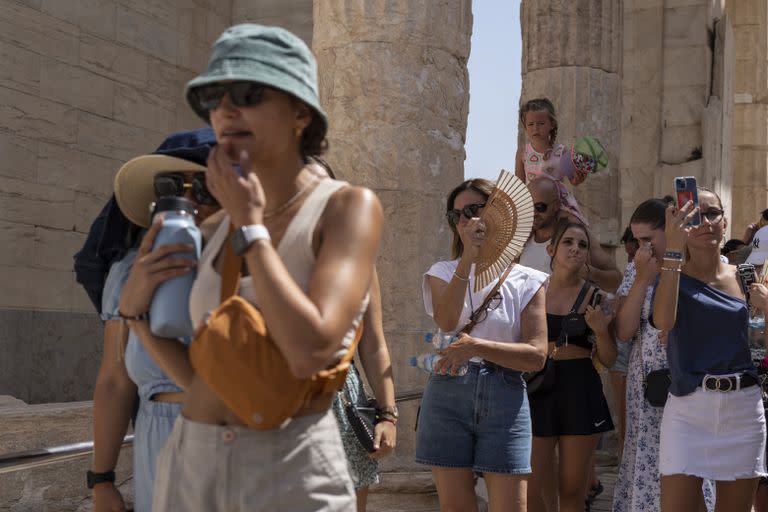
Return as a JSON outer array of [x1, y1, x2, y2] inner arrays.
[[569, 281, 593, 314], [220, 225, 242, 303], [221, 223, 365, 371], [460, 264, 515, 335]]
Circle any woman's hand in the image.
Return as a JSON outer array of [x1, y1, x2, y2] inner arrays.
[[664, 201, 698, 252], [434, 332, 476, 375], [585, 304, 613, 336], [118, 217, 196, 317], [370, 420, 396, 460], [634, 242, 659, 285], [93, 483, 126, 512], [457, 218, 486, 264], [750, 283, 768, 312], [206, 144, 265, 228]]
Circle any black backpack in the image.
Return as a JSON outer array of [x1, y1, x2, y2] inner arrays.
[[72, 195, 136, 314]]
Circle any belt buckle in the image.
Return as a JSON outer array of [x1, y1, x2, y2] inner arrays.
[[703, 374, 739, 392]]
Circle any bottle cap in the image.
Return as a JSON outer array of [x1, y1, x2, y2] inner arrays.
[[151, 197, 196, 218], [424, 332, 433, 343], [409, 356, 417, 366]]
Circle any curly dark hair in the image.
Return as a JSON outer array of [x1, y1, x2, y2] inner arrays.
[[300, 111, 328, 159]]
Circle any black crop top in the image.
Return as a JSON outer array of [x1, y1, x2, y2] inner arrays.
[[546, 312, 594, 349]]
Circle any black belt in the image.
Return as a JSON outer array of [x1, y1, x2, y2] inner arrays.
[[699, 373, 758, 392]]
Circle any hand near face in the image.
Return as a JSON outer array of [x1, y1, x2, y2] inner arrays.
[[585, 303, 613, 336], [458, 217, 486, 263], [634, 243, 659, 285], [664, 202, 698, 251], [206, 144, 266, 228]]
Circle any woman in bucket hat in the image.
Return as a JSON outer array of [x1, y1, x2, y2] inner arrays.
[[117, 24, 383, 511], [91, 128, 220, 512]]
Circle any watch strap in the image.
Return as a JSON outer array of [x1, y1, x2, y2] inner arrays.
[[87, 469, 115, 489]]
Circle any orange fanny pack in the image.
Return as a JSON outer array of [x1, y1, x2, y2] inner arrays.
[[189, 233, 362, 430]]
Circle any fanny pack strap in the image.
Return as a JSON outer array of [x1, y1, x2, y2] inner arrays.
[[220, 225, 241, 302], [460, 264, 515, 335], [221, 223, 365, 385], [555, 281, 593, 347]]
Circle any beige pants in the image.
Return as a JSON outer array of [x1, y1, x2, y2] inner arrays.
[[152, 410, 355, 511]]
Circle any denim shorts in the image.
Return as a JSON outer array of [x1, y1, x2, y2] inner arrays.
[[415, 361, 532, 474]]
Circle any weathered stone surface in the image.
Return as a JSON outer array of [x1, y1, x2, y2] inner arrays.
[[0, 39, 42, 95], [116, 4, 177, 64], [0, 401, 133, 512], [521, 1, 622, 244], [314, 0, 472, 472], [0, 310, 102, 403], [0, 87, 78, 145], [41, 0, 116, 39], [40, 58, 115, 116], [0, 2, 79, 66], [233, 0, 314, 45], [37, 142, 120, 198], [0, 132, 37, 182], [78, 33, 149, 87]]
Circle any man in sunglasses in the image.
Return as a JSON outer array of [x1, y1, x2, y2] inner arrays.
[[519, 177, 622, 292]]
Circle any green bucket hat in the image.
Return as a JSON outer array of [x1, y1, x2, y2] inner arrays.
[[185, 23, 327, 138]]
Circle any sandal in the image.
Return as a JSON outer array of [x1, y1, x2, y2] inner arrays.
[[585, 480, 604, 505]]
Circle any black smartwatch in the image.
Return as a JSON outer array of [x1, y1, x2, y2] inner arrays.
[[87, 470, 116, 489]]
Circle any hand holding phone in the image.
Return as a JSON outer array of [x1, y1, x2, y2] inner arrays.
[[674, 176, 701, 226]]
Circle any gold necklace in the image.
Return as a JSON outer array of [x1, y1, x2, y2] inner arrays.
[[263, 175, 319, 219]]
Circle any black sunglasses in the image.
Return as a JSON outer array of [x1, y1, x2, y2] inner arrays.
[[153, 172, 218, 206], [469, 291, 503, 325], [534, 201, 551, 213], [191, 82, 267, 112], [447, 203, 486, 225]]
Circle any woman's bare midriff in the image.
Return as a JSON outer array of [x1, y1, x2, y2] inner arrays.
[[181, 375, 335, 426], [548, 341, 592, 361]]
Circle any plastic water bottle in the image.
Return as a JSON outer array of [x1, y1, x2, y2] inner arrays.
[[409, 353, 468, 376], [424, 330, 458, 350], [149, 197, 201, 338]]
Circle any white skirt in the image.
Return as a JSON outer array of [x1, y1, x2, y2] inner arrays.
[[659, 383, 767, 480]]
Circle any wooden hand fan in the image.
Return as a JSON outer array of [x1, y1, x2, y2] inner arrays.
[[474, 170, 534, 292]]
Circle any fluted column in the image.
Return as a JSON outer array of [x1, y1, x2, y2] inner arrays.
[[520, 0, 622, 244], [313, 0, 473, 470]]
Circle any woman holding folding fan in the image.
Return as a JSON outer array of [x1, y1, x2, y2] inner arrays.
[[417, 178, 548, 512]]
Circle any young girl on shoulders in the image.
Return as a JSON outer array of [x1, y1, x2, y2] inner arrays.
[[515, 98, 587, 225]]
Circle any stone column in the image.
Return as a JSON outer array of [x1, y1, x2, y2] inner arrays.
[[730, 0, 768, 235], [520, 0, 622, 245], [232, 0, 314, 45], [313, 0, 472, 471]]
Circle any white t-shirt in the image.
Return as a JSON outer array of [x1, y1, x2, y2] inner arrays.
[[519, 237, 552, 275], [422, 260, 547, 361]]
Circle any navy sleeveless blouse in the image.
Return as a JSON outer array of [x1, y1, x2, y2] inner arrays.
[[662, 273, 756, 396]]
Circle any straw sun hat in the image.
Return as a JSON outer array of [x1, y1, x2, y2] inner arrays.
[[113, 128, 216, 228]]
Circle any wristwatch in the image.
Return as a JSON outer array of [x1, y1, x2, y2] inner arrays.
[[87, 469, 116, 489], [230, 224, 271, 256]]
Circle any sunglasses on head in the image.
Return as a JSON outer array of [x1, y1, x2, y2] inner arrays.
[[533, 202, 552, 213], [153, 172, 218, 206], [446, 203, 486, 225], [190, 82, 267, 112]]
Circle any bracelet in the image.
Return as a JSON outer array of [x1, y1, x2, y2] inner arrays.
[[117, 309, 149, 321], [662, 256, 683, 263], [453, 271, 470, 282], [660, 266, 682, 273], [378, 416, 397, 426], [664, 250, 683, 260]]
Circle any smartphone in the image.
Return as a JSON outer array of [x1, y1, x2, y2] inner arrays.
[[590, 293, 602, 308], [674, 176, 701, 226], [738, 263, 758, 297]]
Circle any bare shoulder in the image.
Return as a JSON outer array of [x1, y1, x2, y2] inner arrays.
[[324, 184, 383, 222]]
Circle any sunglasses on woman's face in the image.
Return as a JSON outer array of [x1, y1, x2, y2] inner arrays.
[[533, 201, 552, 213], [191, 82, 267, 112], [153, 172, 218, 206], [446, 203, 486, 225]]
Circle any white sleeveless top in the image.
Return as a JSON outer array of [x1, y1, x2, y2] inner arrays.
[[189, 179, 367, 360]]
